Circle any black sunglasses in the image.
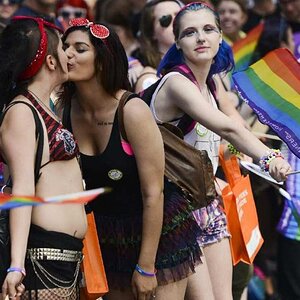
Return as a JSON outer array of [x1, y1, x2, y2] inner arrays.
[[60, 10, 84, 18], [159, 14, 173, 28], [0, 0, 21, 5]]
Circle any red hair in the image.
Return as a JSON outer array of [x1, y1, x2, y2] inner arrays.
[[56, 0, 92, 20]]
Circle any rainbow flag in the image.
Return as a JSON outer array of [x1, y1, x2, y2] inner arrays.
[[0, 187, 110, 210], [232, 48, 300, 158], [232, 23, 264, 71]]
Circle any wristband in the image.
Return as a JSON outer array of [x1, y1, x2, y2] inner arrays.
[[259, 149, 284, 172], [227, 143, 240, 156], [135, 264, 157, 277], [7, 267, 26, 277]]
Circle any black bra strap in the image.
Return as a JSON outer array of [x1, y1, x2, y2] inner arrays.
[[0, 101, 44, 185]]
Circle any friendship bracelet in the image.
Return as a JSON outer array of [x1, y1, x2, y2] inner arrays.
[[259, 149, 284, 172], [227, 143, 241, 156], [7, 267, 26, 277], [135, 264, 157, 277]]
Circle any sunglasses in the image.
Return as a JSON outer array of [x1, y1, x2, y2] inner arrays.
[[58, 7, 87, 19], [159, 14, 173, 28], [0, 0, 21, 5], [68, 18, 110, 40]]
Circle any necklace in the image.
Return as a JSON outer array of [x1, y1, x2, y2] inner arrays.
[[28, 90, 62, 124]]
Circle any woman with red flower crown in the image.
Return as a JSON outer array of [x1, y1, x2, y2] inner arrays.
[[60, 18, 204, 299]]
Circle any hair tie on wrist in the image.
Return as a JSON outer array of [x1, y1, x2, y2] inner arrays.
[[259, 149, 284, 172], [135, 264, 157, 277], [7, 267, 26, 277]]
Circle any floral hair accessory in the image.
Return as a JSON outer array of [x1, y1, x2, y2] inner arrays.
[[68, 18, 110, 39], [12, 16, 63, 81]]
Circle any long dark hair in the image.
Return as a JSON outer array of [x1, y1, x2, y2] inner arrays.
[[0, 19, 59, 111], [138, 0, 183, 68], [61, 23, 130, 105]]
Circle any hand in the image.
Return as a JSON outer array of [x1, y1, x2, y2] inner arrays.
[[128, 62, 144, 87], [268, 157, 292, 182], [2, 272, 25, 300], [131, 270, 157, 300]]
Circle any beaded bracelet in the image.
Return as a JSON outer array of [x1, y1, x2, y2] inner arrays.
[[259, 149, 284, 172], [7, 267, 26, 277], [228, 143, 241, 156], [135, 264, 157, 277]]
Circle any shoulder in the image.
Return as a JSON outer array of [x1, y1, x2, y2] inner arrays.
[[135, 66, 159, 93], [162, 72, 197, 96], [1, 98, 37, 129]]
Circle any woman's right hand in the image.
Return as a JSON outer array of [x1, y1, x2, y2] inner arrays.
[[2, 272, 25, 300], [268, 157, 292, 182], [131, 270, 157, 300]]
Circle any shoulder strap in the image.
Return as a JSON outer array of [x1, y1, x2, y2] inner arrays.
[[0, 101, 44, 185], [117, 91, 135, 142]]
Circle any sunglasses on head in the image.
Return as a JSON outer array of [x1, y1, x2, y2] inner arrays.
[[159, 14, 173, 28]]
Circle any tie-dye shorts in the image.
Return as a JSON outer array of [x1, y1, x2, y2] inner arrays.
[[193, 197, 231, 247]]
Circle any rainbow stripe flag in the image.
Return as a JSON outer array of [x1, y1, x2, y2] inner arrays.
[[0, 187, 110, 210], [232, 23, 264, 71], [232, 48, 300, 158]]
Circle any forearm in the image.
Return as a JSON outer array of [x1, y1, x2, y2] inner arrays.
[[138, 192, 163, 271], [225, 125, 270, 161], [9, 206, 32, 268]]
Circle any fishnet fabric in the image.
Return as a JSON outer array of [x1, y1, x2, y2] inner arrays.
[[21, 287, 79, 300]]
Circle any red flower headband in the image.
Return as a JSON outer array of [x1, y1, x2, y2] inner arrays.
[[68, 18, 110, 39], [12, 16, 62, 81]]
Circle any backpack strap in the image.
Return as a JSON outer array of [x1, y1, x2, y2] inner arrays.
[[0, 101, 44, 186], [117, 91, 135, 142]]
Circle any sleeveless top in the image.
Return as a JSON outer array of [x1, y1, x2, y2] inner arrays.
[[24, 91, 79, 165], [149, 71, 221, 174], [63, 95, 143, 216]]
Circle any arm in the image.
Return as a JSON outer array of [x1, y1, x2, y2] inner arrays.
[[0, 104, 37, 299], [161, 75, 291, 181], [214, 75, 249, 129], [123, 97, 164, 299]]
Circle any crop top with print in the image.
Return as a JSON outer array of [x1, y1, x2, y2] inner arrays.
[[24, 91, 80, 166]]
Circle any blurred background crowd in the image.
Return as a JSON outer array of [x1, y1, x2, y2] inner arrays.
[[0, 0, 299, 299]]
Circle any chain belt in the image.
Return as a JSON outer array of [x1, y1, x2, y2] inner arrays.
[[27, 248, 83, 262]]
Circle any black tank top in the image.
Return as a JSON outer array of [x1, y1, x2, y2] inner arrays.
[[63, 97, 143, 217]]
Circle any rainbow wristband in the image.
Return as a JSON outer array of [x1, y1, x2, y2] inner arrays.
[[7, 267, 26, 277], [135, 264, 157, 277], [259, 149, 283, 172]]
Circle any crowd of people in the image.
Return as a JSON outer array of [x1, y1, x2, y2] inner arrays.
[[0, 0, 299, 299]]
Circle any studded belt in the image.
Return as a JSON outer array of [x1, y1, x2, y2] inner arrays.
[[27, 248, 83, 262]]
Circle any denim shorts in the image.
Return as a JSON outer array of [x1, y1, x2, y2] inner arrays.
[[193, 197, 230, 247]]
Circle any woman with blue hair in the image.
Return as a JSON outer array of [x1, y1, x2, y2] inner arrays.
[[148, 2, 291, 299]]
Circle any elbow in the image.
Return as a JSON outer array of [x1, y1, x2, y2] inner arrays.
[[142, 189, 164, 208]]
